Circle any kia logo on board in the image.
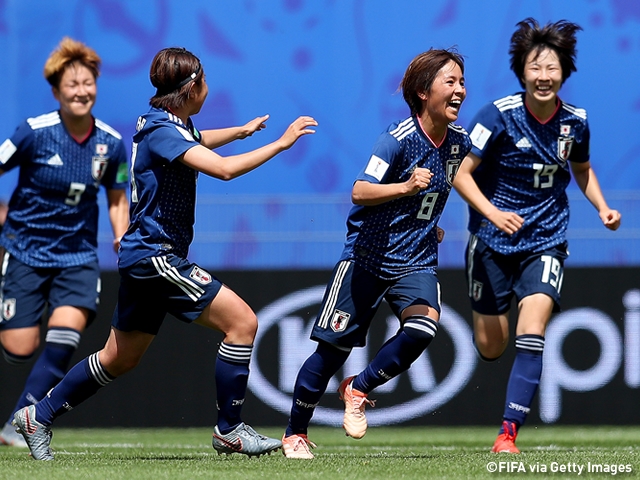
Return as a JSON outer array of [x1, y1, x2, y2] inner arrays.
[[248, 286, 477, 426]]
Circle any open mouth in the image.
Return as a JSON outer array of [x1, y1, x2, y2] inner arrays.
[[448, 100, 462, 111]]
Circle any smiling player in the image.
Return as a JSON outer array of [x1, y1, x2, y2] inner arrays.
[[0, 38, 129, 447], [282, 48, 471, 459], [453, 18, 621, 453]]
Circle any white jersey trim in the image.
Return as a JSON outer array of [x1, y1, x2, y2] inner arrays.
[[390, 117, 416, 142], [561, 103, 587, 120], [27, 111, 61, 130], [95, 119, 122, 140], [494, 95, 523, 112]]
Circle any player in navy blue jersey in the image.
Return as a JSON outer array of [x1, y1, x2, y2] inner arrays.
[[12, 46, 317, 461], [281, 49, 470, 459], [453, 18, 621, 454], [0, 38, 129, 447]]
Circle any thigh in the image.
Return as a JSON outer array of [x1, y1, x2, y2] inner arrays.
[[0, 253, 48, 330], [514, 244, 568, 312], [386, 271, 441, 321], [465, 235, 515, 316], [311, 261, 387, 348], [195, 285, 256, 345], [48, 260, 100, 325]]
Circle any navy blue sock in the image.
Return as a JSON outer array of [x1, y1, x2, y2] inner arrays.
[[286, 342, 350, 436], [353, 316, 438, 394], [35, 352, 115, 426], [501, 334, 544, 431], [215, 343, 253, 434], [8, 327, 81, 424]]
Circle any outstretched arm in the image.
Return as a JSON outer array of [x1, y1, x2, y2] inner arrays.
[[181, 116, 317, 180], [199, 115, 270, 149], [452, 153, 524, 235], [570, 160, 621, 231]]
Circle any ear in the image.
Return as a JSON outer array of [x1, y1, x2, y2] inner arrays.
[[417, 91, 428, 101], [52, 86, 60, 102]]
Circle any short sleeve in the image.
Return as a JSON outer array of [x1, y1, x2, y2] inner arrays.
[[355, 132, 401, 184], [0, 121, 34, 172], [147, 123, 200, 164], [467, 103, 504, 160]]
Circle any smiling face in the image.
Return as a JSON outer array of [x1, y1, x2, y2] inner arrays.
[[420, 60, 466, 127], [53, 62, 96, 120], [522, 47, 563, 109]]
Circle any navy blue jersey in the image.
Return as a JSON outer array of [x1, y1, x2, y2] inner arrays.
[[119, 108, 203, 269], [0, 111, 128, 268], [340, 116, 471, 280], [467, 93, 589, 254]]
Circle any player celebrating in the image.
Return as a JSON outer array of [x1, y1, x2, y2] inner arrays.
[[0, 38, 129, 447], [281, 49, 470, 459], [12, 46, 317, 460], [453, 18, 621, 453]]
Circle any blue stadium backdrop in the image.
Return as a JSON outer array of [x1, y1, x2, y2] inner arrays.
[[0, 0, 639, 428], [0, 0, 637, 269]]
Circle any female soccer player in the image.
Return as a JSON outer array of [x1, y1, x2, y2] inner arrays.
[[0, 38, 129, 447], [13, 46, 317, 460], [281, 48, 470, 459], [453, 18, 621, 453]]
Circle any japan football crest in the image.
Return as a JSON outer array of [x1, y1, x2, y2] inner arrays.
[[189, 266, 212, 284], [92, 144, 110, 181], [2, 298, 16, 321], [557, 126, 574, 165], [445, 159, 462, 185], [471, 280, 483, 301], [92, 157, 109, 181], [330, 310, 350, 333]]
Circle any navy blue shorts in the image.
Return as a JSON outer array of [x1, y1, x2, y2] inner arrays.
[[310, 260, 441, 348], [113, 254, 222, 335], [465, 235, 568, 315], [0, 252, 100, 330]]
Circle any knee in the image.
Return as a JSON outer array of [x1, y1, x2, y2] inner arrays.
[[100, 351, 142, 377], [474, 335, 508, 361], [230, 311, 258, 343]]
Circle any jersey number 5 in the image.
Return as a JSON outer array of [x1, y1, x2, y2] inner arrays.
[[65, 182, 86, 206]]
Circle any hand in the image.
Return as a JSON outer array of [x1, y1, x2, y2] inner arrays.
[[486, 208, 524, 235], [405, 167, 433, 195], [239, 115, 269, 139], [113, 236, 122, 253], [436, 226, 445, 243], [600, 208, 621, 231], [278, 116, 318, 150]]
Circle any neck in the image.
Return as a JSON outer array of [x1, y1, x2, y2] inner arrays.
[[60, 111, 93, 142], [168, 106, 190, 125], [417, 113, 447, 146], [525, 94, 558, 123]]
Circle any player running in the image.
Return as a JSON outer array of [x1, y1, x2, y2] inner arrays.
[[282, 48, 470, 459], [453, 18, 621, 453], [0, 37, 129, 448], [12, 46, 317, 460]]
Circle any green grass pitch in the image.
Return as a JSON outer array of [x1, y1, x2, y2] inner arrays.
[[1, 426, 639, 479]]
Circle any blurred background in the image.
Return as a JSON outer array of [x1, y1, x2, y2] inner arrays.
[[0, 0, 638, 428], [0, 0, 637, 270]]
